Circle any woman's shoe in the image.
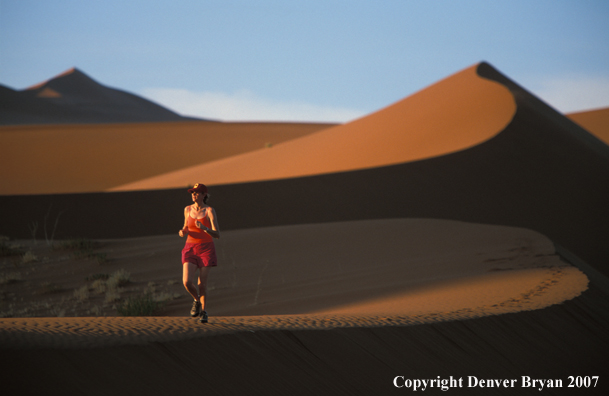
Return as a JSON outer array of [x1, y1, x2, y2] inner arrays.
[[190, 300, 201, 317], [199, 310, 208, 323]]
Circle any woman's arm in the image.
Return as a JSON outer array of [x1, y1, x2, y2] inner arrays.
[[178, 206, 190, 237], [197, 207, 220, 239]]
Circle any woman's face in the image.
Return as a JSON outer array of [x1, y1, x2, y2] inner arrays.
[[192, 192, 204, 202]]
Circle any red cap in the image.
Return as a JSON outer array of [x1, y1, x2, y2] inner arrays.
[[187, 183, 208, 194]]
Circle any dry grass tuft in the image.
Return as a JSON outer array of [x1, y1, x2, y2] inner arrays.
[[105, 289, 121, 303], [91, 279, 107, 294], [107, 269, 130, 289], [0, 236, 24, 257], [0, 272, 22, 285], [116, 293, 159, 316], [21, 251, 38, 263], [73, 285, 90, 302], [53, 238, 109, 264], [39, 282, 64, 295]]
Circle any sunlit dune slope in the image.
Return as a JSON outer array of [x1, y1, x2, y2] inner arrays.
[[206, 219, 587, 317], [0, 121, 334, 195], [110, 63, 515, 190], [567, 107, 609, 145]]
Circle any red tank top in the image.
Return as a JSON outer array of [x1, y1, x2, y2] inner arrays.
[[186, 210, 213, 244]]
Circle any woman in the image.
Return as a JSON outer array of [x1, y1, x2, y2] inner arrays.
[[178, 183, 220, 323]]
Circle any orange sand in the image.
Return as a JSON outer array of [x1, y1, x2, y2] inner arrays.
[[567, 107, 609, 145], [0, 121, 334, 195], [110, 63, 516, 191]]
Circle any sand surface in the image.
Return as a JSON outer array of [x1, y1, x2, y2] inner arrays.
[[0, 219, 587, 349], [567, 107, 609, 145], [0, 121, 334, 195], [110, 64, 515, 190]]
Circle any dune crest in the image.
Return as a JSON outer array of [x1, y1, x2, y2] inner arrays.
[[110, 63, 515, 191], [25, 67, 79, 91]]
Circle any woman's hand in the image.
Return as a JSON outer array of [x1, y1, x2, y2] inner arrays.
[[195, 220, 208, 231], [179, 228, 188, 237]]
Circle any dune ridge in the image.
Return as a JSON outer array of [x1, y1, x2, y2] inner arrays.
[[4, 288, 608, 395], [110, 63, 516, 190]]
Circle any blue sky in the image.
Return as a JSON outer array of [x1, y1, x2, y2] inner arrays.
[[1, 0, 608, 122]]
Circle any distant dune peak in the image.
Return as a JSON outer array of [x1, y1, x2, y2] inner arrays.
[[26, 67, 81, 90], [45, 66, 82, 82], [3, 67, 199, 124], [22, 67, 105, 102], [58, 67, 79, 76]]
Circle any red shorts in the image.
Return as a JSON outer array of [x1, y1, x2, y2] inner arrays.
[[181, 242, 217, 268]]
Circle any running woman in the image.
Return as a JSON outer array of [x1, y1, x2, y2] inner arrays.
[[178, 183, 220, 323]]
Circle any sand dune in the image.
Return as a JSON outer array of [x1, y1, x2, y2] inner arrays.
[[1, 63, 608, 274], [0, 121, 334, 194], [0, 68, 196, 124], [110, 63, 515, 190], [567, 107, 609, 145]]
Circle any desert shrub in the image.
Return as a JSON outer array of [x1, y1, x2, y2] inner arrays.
[[53, 238, 108, 263], [0, 306, 15, 318], [73, 285, 90, 302], [0, 272, 22, 285], [92, 279, 107, 294], [89, 252, 108, 264], [53, 238, 98, 252], [105, 289, 121, 303], [0, 237, 24, 257], [145, 281, 157, 294], [107, 269, 130, 289], [85, 273, 110, 281], [88, 305, 103, 316], [116, 293, 159, 316], [22, 251, 38, 263], [152, 291, 180, 303], [40, 282, 64, 294], [49, 306, 66, 317]]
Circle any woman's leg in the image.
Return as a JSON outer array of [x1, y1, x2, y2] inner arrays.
[[182, 262, 200, 301], [198, 266, 212, 312]]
